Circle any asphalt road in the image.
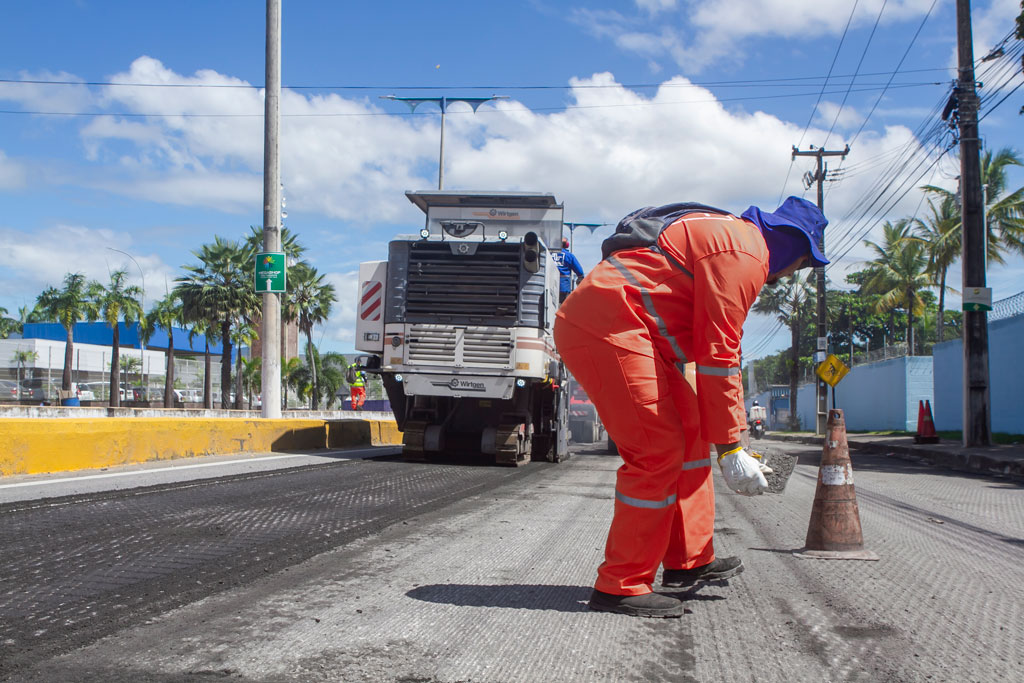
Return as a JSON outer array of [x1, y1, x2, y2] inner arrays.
[[2, 440, 1023, 682]]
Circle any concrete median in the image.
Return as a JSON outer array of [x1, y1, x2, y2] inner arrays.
[[1, 417, 403, 477]]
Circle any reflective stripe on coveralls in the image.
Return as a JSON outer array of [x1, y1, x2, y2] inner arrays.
[[696, 364, 740, 377], [554, 210, 769, 595], [606, 255, 688, 373], [615, 491, 678, 509]]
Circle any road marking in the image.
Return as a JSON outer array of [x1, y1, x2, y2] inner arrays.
[[0, 453, 327, 490]]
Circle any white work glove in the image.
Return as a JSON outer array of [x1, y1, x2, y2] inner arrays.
[[718, 447, 769, 496], [749, 450, 773, 475]]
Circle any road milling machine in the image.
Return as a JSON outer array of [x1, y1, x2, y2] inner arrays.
[[354, 191, 570, 465]]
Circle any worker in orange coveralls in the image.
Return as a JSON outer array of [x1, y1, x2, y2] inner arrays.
[[554, 196, 828, 617]]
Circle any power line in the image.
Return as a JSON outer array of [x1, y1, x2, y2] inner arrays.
[[0, 67, 957, 91], [0, 81, 944, 119], [823, 0, 887, 149]]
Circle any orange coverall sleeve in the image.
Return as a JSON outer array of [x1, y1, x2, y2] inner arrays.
[[691, 250, 765, 445]]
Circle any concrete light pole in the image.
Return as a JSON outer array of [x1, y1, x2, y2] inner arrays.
[[261, 0, 282, 418], [379, 95, 508, 190]]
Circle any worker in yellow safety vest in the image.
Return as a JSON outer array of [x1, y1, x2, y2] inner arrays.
[[347, 363, 367, 411]]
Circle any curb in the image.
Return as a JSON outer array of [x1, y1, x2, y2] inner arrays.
[[765, 433, 1024, 483], [1, 417, 403, 478]]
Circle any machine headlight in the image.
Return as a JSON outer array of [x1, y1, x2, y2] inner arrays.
[[516, 378, 526, 388], [498, 230, 508, 241], [419, 228, 430, 239], [395, 374, 404, 383]]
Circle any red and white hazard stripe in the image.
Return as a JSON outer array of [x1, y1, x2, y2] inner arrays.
[[360, 281, 382, 321]]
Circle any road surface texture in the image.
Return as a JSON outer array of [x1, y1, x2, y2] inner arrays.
[[2, 441, 1022, 682]]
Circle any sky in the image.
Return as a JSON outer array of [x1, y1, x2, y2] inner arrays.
[[0, 0, 1021, 360]]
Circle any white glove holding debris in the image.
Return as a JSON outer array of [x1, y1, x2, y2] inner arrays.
[[749, 450, 773, 475], [718, 447, 769, 496]]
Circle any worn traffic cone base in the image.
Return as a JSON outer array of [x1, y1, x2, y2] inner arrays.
[[796, 409, 880, 562]]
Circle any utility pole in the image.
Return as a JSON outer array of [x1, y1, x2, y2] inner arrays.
[[379, 95, 508, 190], [792, 144, 848, 435], [956, 0, 991, 446], [261, 0, 282, 419]]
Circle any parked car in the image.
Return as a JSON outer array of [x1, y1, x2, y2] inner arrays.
[[20, 378, 59, 401], [0, 379, 19, 400], [71, 382, 96, 401]]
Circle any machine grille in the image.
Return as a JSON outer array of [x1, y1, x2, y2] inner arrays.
[[405, 242, 520, 323], [407, 325, 513, 368]]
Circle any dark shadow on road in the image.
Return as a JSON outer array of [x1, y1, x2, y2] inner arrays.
[[407, 583, 593, 611], [406, 583, 725, 612]]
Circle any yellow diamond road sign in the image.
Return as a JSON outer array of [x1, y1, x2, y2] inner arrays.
[[816, 353, 850, 388]]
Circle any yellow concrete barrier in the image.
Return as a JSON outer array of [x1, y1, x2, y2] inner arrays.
[[0, 418, 403, 477]]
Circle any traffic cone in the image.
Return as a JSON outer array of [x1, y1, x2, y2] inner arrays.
[[795, 409, 879, 561], [914, 399, 939, 444]]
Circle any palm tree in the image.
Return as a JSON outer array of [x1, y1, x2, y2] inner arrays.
[[119, 354, 142, 396], [912, 193, 960, 343], [283, 262, 337, 410], [91, 270, 144, 407], [862, 220, 930, 355], [752, 272, 815, 430], [0, 307, 15, 339], [147, 293, 183, 408], [281, 356, 303, 409], [182, 318, 217, 409], [922, 146, 1024, 261], [319, 352, 348, 409], [979, 147, 1024, 256], [241, 356, 262, 409], [35, 273, 96, 392], [230, 320, 258, 409], [12, 349, 39, 400], [176, 237, 258, 409]]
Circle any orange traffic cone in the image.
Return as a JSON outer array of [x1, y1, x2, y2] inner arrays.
[[795, 409, 879, 561], [914, 399, 939, 444]]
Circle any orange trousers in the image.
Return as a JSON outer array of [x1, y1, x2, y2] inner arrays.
[[350, 386, 366, 410], [554, 318, 716, 595]]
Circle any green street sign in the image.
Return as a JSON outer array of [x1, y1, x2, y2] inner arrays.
[[962, 286, 992, 312], [255, 252, 286, 293]]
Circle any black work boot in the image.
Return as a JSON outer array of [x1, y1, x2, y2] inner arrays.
[[588, 589, 685, 618], [661, 556, 744, 587]]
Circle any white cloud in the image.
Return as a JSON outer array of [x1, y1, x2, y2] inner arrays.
[[0, 70, 94, 112], [72, 63, 935, 263], [321, 270, 360, 345], [635, 0, 677, 14], [815, 101, 865, 130], [0, 223, 175, 306], [573, 0, 937, 72], [0, 150, 27, 189]]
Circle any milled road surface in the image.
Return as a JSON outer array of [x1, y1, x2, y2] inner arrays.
[[2, 441, 1023, 682]]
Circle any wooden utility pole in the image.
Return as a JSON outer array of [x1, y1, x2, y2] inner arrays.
[[261, 0, 282, 418], [956, 0, 991, 446], [792, 144, 849, 435]]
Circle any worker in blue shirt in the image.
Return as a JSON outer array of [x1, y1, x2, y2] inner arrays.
[[552, 237, 585, 303]]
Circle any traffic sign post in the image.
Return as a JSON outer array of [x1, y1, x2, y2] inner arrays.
[[816, 353, 851, 410], [255, 252, 287, 294]]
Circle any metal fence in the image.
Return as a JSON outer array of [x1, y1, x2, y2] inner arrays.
[[991, 290, 1024, 322]]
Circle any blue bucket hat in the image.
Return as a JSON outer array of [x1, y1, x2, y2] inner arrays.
[[741, 196, 829, 273]]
